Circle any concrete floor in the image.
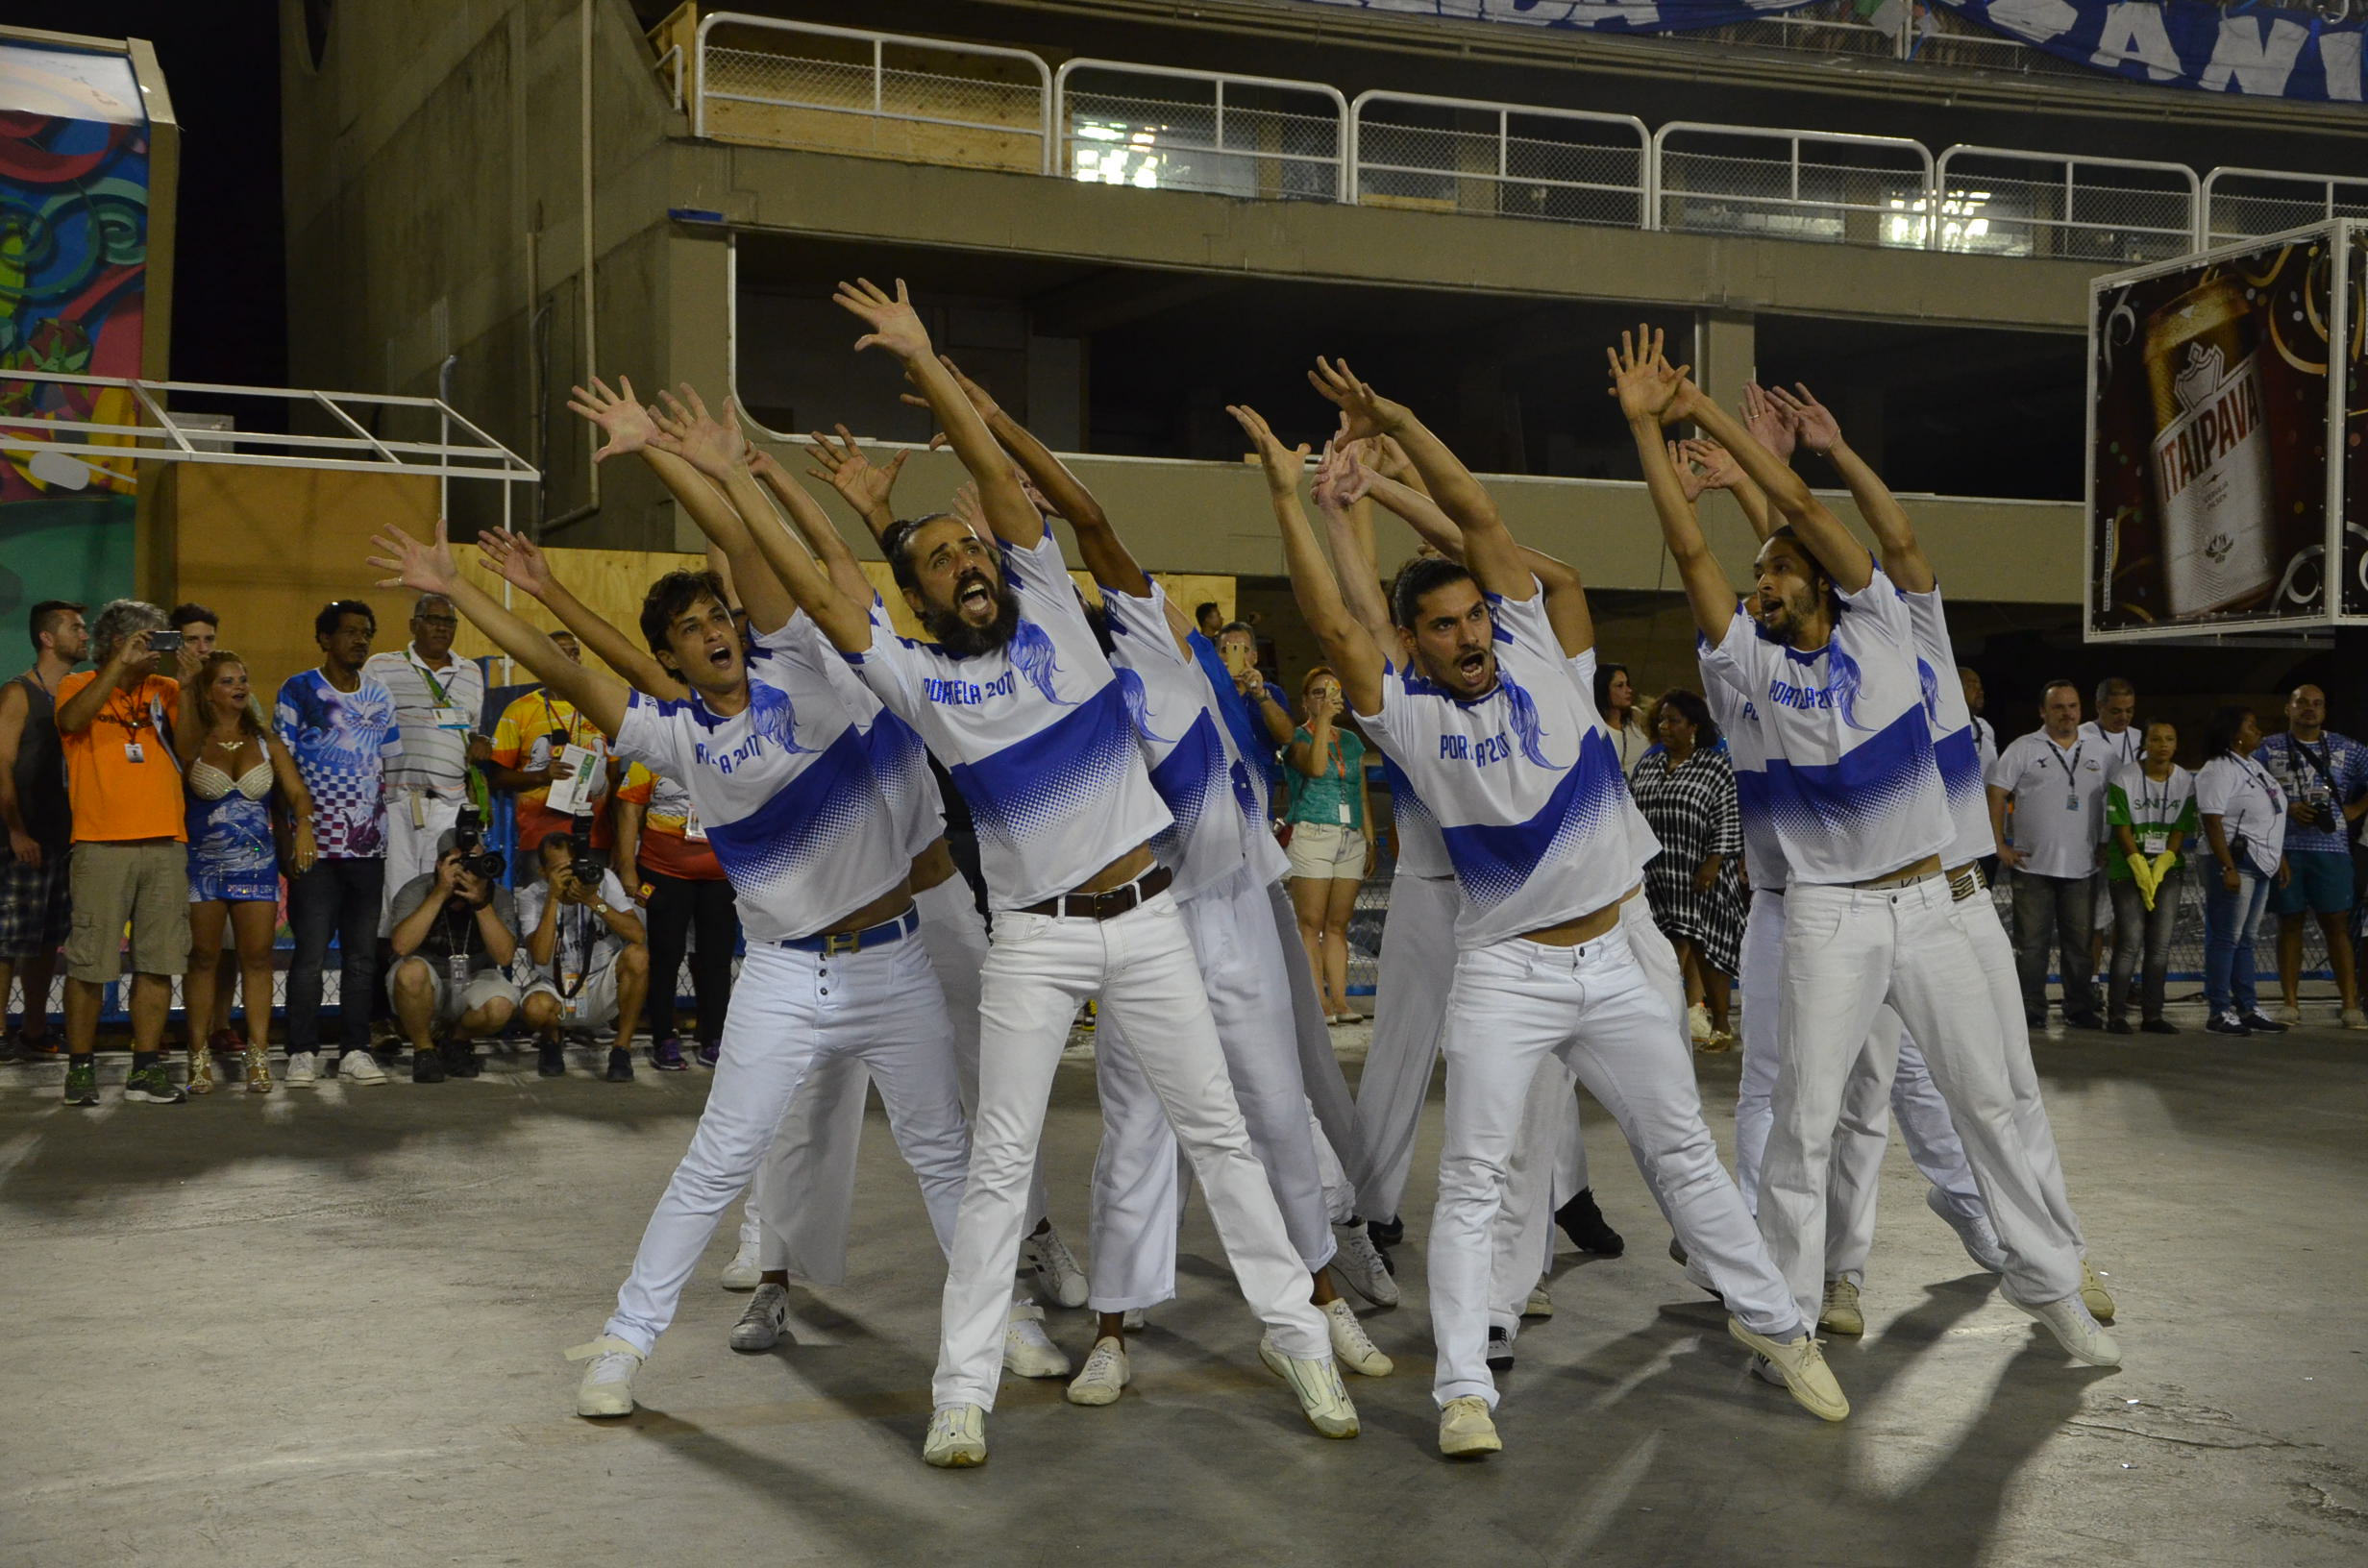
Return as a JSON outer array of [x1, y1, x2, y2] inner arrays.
[[4, 1015, 2363, 1568]]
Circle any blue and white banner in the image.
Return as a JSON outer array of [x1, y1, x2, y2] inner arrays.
[[1293, 0, 2368, 101]]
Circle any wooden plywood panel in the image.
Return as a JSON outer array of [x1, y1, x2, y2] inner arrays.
[[449, 545, 710, 680], [860, 560, 1234, 640]]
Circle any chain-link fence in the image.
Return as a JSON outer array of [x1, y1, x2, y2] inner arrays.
[[1932, 148, 2197, 265], [1058, 66, 1344, 202], [1350, 94, 1647, 231], [1655, 126, 1934, 249], [2203, 169, 2368, 247]]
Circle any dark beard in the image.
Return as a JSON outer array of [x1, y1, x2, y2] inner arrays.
[[924, 583, 1021, 657]]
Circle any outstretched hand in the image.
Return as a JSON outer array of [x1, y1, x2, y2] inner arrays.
[[476, 527, 555, 599], [1667, 441, 1711, 503], [1740, 382, 1797, 463], [1678, 437, 1746, 494], [1226, 404, 1311, 499], [804, 423, 910, 514], [1767, 382, 1840, 453], [646, 384, 747, 479], [833, 277, 932, 362], [1605, 325, 1692, 425], [1306, 357, 1407, 442], [566, 375, 659, 464], [368, 518, 464, 598]]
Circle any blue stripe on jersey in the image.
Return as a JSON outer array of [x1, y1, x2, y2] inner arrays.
[[1761, 704, 1936, 845], [1145, 708, 1225, 866], [701, 726, 878, 889], [950, 680, 1140, 846], [1379, 750, 1436, 830], [1933, 725, 1983, 811], [1438, 725, 1625, 910]]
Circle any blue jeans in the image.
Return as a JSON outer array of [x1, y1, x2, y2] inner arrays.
[[286, 857, 385, 1052], [2202, 870, 2271, 1018]]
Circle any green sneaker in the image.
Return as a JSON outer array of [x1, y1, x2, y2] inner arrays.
[[123, 1066, 187, 1105], [63, 1061, 99, 1106]]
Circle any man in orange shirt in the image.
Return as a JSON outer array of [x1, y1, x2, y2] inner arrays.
[[56, 600, 204, 1106], [487, 630, 615, 856]]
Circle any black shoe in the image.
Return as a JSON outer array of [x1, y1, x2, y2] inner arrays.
[[2205, 1013, 2252, 1036], [1367, 1214, 1404, 1251], [444, 1041, 481, 1078], [2238, 1013, 2288, 1035], [604, 1047, 635, 1083], [2024, 1011, 2047, 1030], [2105, 1017, 2134, 1036], [1555, 1188, 1625, 1257], [1485, 1325, 1515, 1374], [538, 1041, 567, 1077], [411, 1045, 446, 1084], [2064, 1012, 2105, 1031], [2140, 1017, 2179, 1036]]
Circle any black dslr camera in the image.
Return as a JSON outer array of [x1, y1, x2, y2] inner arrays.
[[567, 811, 605, 891], [452, 806, 506, 881]]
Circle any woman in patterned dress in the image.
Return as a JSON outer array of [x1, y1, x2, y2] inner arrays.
[[1627, 688, 1746, 1050], [177, 652, 316, 1092]]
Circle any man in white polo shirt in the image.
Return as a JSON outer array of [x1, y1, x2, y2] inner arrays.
[[1989, 682, 2111, 1031], [363, 593, 487, 920]]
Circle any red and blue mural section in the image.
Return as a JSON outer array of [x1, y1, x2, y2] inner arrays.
[[0, 40, 146, 626]]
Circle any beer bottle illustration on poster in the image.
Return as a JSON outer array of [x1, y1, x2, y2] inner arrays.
[[2090, 235, 2335, 636]]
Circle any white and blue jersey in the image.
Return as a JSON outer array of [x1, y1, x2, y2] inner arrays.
[[1900, 585, 1995, 870], [848, 526, 1173, 911], [1566, 645, 1664, 882], [1703, 673, 1787, 894], [1698, 560, 1949, 886], [1103, 579, 1286, 900], [788, 609, 945, 863], [1355, 589, 1638, 950], [614, 621, 908, 943]]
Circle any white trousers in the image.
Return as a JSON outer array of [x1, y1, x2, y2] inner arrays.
[[1269, 878, 1370, 1207], [1089, 866, 1338, 1310], [1434, 927, 1799, 1409], [751, 876, 1048, 1285], [604, 934, 971, 1356], [1958, 892, 2086, 1255], [1761, 878, 2084, 1329], [931, 891, 1328, 1409], [1351, 873, 1458, 1222], [380, 791, 463, 933]]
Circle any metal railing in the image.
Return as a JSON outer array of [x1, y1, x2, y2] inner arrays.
[[1053, 60, 1347, 203], [2203, 166, 2368, 246], [693, 12, 1051, 175], [1348, 90, 1649, 232], [1651, 123, 1934, 247], [1932, 145, 2200, 264]]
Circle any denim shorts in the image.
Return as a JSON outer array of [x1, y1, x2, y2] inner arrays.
[[2268, 849, 2355, 917]]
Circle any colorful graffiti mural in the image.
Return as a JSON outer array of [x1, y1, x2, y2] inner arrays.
[[0, 40, 146, 624]]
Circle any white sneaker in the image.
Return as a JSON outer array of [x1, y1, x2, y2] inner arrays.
[[2009, 1292, 2122, 1366], [1322, 1298, 1393, 1377], [1925, 1187, 2008, 1274], [1331, 1221, 1399, 1308], [1521, 1285, 1554, 1320], [923, 1403, 987, 1468], [2080, 1260, 2117, 1324], [1122, 1308, 1145, 1332], [1257, 1335, 1360, 1438], [1065, 1335, 1130, 1406], [1021, 1225, 1089, 1310], [340, 1049, 386, 1085], [566, 1335, 644, 1417], [1818, 1277, 1864, 1336], [1001, 1301, 1071, 1379], [2343, 1008, 2368, 1032], [1730, 1320, 1849, 1422], [1438, 1394, 1501, 1458], [720, 1238, 762, 1291], [284, 1050, 318, 1086], [729, 1283, 789, 1352], [1688, 1002, 1714, 1045]]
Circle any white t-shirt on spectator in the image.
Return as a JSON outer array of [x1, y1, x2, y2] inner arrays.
[[364, 644, 486, 798], [1987, 729, 2110, 879], [2194, 752, 2288, 878], [515, 868, 636, 978]]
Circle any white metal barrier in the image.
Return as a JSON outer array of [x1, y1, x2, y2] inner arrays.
[[1053, 60, 1347, 202], [693, 12, 1051, 175], [1651, 123, 1933, 247], [2203, 166, 2368, 247], [1347, 90, 1649, 232], [1933, 145, 2198, 264]]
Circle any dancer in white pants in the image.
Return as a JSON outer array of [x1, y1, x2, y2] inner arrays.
[[1623, 333, 2114, 1368], [766, 284, 1348, 1469], [1244, 369, 1842, 1460]]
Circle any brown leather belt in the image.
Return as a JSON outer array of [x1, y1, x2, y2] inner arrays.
[[1020, 864, 1172, 920]]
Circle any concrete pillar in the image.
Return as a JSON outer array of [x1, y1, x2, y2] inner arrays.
[[1692, 307, 1757, 416]]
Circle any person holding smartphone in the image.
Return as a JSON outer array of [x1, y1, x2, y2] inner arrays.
[[1284, 666, 1374, 1024]]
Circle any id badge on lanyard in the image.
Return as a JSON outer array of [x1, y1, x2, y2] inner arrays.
[[448, 952, 470, 990], [2142, 831, 2168, 856]]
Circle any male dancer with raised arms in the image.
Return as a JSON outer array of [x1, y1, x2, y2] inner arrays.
[[721, 279, 1348, 1469], [1237, 361, 1842, 1459], [1615, 329, 2116, 1368]]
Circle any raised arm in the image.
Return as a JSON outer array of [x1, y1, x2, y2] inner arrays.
[[835, 278, 1038, 550], [1770, 382, 1931, 593], [1311, 441, 1394, 652], [368, 520, 631, 740], [1611, 328, 1737, 642], [1677, 366, 1872, 594], [1679, 438, 1774, 543], [477, 526, 685, 702], [1309, 358, 1528, 603], [1229, 404, 1386, 716], [1343, 453, 1594, 657], [752, 442, 876, 608], [802, 424, 906, 541]]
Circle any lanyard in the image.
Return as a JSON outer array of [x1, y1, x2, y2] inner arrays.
[[407, 648, 458, 712], [2137, 770, 2175, 824], [2045, 740, 2084, 792]]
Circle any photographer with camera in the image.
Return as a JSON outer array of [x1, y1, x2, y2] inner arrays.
[[517, 824, 652, 1082], [385, 814, 523, 1082]]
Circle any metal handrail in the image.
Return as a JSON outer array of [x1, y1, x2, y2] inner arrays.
[[693, 12, 1052, 175], [1651, 121, 1935, 244], [1345, 89, 1651, 225], [1053, 58, 1349, 203], [1935, 143, 2198, 255], [2201, 164, 2368, 246]]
